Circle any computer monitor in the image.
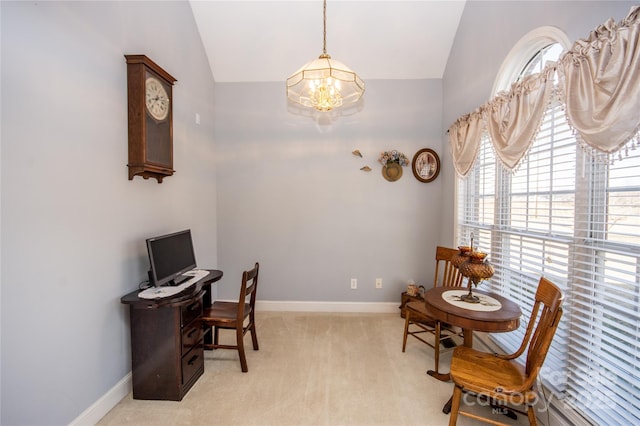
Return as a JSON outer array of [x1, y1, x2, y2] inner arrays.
[[146, 229, 197, 287]]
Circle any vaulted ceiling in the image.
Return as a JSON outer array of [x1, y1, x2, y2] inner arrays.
[[189, 1, 466, 83]]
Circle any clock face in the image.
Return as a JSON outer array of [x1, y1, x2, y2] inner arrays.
[[145, 76, 170, 121]]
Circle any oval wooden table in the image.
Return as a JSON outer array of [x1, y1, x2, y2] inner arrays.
[[423, 286, 522, 414]]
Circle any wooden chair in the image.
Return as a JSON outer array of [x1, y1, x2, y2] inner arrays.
[[448, 276, 564, 426], [402, 246, 464, 374], [202, 262, 259, 372]]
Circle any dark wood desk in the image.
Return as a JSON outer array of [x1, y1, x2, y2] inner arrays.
[[423, 286, 521, 381], [121, 269, 223, 400]]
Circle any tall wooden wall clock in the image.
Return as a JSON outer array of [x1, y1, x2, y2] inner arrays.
[[125, 55, 177, 183]]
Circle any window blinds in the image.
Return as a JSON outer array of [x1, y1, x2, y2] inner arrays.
[[566, 146, 640, 424], [457, 97, 640, 424]]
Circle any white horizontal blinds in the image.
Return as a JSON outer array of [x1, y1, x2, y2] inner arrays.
[[457, 107, 640, 422], [457, 133, 495, 251], [605, 151, 640, 244], [488, 98, 573, 393], [505, 99, 576, 238], [566, 146, 640, 424], [455, 36, 640, 425]]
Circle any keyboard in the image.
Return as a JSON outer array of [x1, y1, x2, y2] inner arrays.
[[139, 269, 210, 299]]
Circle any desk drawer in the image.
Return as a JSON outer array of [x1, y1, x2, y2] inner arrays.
[[181, 297, 203, 327], [182, 320, 203, 354], [182, 344, 204, 386]]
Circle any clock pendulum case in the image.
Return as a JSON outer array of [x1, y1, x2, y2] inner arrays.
[[125, 55, 177, 183]]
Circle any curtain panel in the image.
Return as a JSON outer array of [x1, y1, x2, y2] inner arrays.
[[448, 109, 484, 177], [560, 6, 640, 157], [484, 67, 555, 170], [450, 5, 640, 176]]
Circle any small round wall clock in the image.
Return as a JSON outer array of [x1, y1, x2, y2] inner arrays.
[[412, 148, 440, 183]]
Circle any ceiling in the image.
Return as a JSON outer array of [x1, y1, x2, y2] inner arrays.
[[189, 1, 466, 83]]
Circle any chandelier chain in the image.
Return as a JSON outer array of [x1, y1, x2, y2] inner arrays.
[[322, 0, 327, 55]]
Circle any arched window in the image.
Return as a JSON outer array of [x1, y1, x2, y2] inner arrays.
[[493, 26, 570, 93], [457, 26, 640, 425]]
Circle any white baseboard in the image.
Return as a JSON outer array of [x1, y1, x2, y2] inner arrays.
[[255, 300, 399, 313], [77, 300, 398, 425], [69, 373, 131, 426]]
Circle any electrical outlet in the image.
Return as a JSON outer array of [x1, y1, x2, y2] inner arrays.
[[376, 278, 382, 289], [351, 278, 357, 289]]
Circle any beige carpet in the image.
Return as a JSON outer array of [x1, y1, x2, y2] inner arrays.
[[98, 311, 531, 426]]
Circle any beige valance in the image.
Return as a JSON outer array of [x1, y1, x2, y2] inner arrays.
[[560, 6, 640, 155], [485, 67, 555, 170], [449, 109, 484, 177], [450, 5, 640, 176]]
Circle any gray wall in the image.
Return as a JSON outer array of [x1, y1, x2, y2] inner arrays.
[[1, 1, 217, 424], [214, 79, 446, 302], [439, 0, 637, 244], [1, 0, 635, 424]]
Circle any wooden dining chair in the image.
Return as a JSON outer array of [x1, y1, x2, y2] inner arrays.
[[402, 246, 464, 374], [201, 262, 259, 372], [448, 276, 564, 426]]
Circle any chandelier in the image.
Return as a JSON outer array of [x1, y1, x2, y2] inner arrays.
[[286, 0, 364, 111]]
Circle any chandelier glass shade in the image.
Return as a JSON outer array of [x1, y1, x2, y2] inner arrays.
[[286, 0, 364, 111]]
